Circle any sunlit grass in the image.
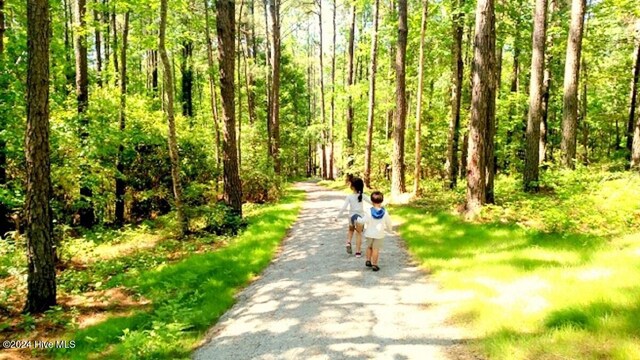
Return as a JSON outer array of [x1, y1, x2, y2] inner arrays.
[[395, 170, 640, 360], [50, 189, 305, 360]]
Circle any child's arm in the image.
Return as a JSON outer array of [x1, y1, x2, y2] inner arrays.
[[334, 197, 349, 221], [384, 212, 395, 234]]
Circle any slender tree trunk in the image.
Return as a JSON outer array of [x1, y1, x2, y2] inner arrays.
[[364, 0, 380, 188], [627, 42, 640, 158], [317, 0, 327, 179], [102, 0, 109, 77], [93, 2, 102, 86], [391, 0, 408, 197], [111, 7, 118, 82], [236, 1, 244, 168], [182, 41, 194, 119], [524, 0, 548, 192], [216, 0, 243, 214], [204, 0, 221, 191], [245, 0, 257, 125], [75, 0, 95, 227], [561, 0, 586, 169], [329, 0, 336, 179], [307, 29, 313, 177], [263, 0, 272, 160], [580, 57, 588, 164], [159, 0, 187, 236], [63, 0, 74, 88], [115, 11, 129, 225], [0, 0, 5, 185], [446, 0, 464, 189], [466, 0, 495, 215], [25, 0, 55, 314], [414, 0, 428, 195], [346, 4, 356, 167], [267, 0, 281, 174], [540, 0, 558, 165]]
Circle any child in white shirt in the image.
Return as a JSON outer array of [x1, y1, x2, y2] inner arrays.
[[335, 177, 371, 257], [363, 191, 393, 272]]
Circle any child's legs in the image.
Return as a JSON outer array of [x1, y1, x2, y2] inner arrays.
[[371, 238, 384, 265], [346, 228, 354, 243], [371, 248, 380, 265], [355, 231, 362, 252], [365, 237, 373, 260]]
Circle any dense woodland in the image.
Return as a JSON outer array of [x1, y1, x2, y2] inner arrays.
[[1, 0, 640, 354]]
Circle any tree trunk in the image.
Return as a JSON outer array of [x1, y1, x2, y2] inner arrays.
[[115, 11, 129, 225], [204, 0, 221, 191], [364, 0, 380, 188], [466, 0, 495, 215], [561, 0, 586, 169], [317, 0, 327, 179], [446, 0, 464, 189], [524, 0, 547, 192], [391, 0, 408, 197], [159, 0, 187, 236], [414, 0, 428, 195], [181, 41, 194, 119], [75, 0, 95, 227], [93, 2, 102, 86], [0, 0, 5, 185], [346, 4, 356, 167], [329, 0, 336, 179], [216, 0, 243, 214], [111, 8, 118, 81], [246, 0, 257, 125], [540, 0, 558, 165], [236, 2, 244, 168], [25, 0, 56, 314], [267, 0, 281, 174], [580, 57, 588, 164], [627, 42, 640, 159]]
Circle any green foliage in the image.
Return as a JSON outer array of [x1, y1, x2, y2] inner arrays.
[[49, 189, 304, 360], [396, 170, 640, 360]]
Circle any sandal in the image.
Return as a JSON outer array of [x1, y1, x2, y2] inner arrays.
[[365, 260, 372, 267], [346, 243, 352, 254], [372, 265, 380, 272]]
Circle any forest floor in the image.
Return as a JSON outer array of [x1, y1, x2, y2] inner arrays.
[[194, 181, 480, 360]]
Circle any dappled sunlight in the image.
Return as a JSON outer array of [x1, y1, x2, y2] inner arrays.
[[576, 267, 614, 281]]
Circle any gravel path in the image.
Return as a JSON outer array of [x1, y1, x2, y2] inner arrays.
[[194, 182, 472, 360]]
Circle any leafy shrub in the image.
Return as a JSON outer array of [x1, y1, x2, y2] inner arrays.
[[186, 203, 246, 235]]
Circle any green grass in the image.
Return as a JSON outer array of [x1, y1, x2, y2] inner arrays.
[[50, 189, 304, 360], [394, 170, 640, 360]]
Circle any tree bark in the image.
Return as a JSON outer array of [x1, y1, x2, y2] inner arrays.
[[446, 0, 464, 189], [115, 11, 129, 225], [317, 0, 327, 179], [111, 7, 118, 82], [414, 0, 428, 195], [216, 0, 243, 214], [524, 0, 547, 192], [329, 0, 337, 179], [0, 0, 5, 185], [364, 0, 380, 188], [181, 41, 194, 119], [75, 0, 95, 227], [246, 0, 257, 125], [627, 42, 640, 158], [346, 4, 356, 167], [540, 0, 558, 165], [204, 0, 221, 191], [159, 0, 187, 235], [25, 0, 56, 314], [466, 0, 495, 215], [391, 0, 408, 197], [561, 0, 586, 169], [267, 0, 281, 174], [93, 1, 102, 86]]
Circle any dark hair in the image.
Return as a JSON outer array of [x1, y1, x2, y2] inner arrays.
[[352, 178, 364, 202], [345, 173, 354, 184], [371, 191, 384, 204]]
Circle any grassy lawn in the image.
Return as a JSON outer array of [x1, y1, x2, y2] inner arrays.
[[394, 168, 640, 360], [0, 188, 304, 360]]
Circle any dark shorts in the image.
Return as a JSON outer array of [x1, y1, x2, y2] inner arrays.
[[349, 214, 364, 232]]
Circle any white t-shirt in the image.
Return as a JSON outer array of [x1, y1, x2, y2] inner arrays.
[[363, 207, 393, 239], [337, 193, 372, 218]]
